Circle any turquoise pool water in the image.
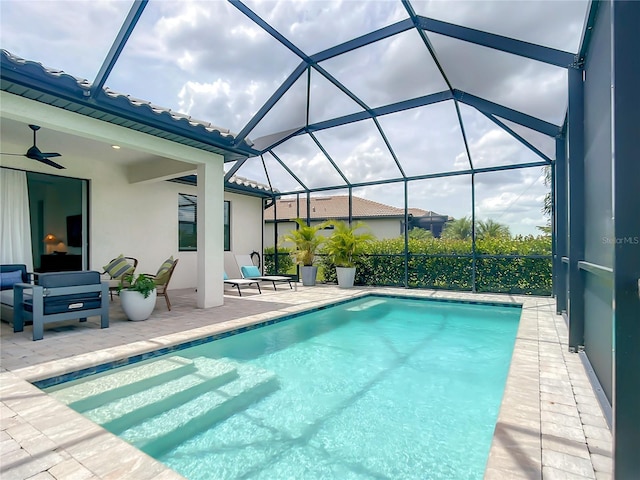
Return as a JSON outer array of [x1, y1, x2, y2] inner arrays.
[[44, 295, 521, 479]]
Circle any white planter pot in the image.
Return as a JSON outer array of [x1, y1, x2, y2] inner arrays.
[[336, 267, 356, 289], [120, 288, 157, 321], [301, 266, 318, 286]]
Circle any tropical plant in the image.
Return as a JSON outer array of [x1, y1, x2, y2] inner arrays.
[[408, 227, 433, 240], [281, 218, 330, 266], [323, 220, 374, 267], [542, 166, 552, 218], [476, 219, 511, 239], [442, 216, 473, 240], [118, 273, 156, 298], [538, 165, 552, 235]]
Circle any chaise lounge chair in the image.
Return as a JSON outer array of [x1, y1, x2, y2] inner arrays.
[[235, 255, 294, 291], [224, 271, 261, 296]]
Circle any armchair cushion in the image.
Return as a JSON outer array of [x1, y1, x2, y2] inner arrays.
[[103, 255, 134, 279], [154, 256, 174, 285]]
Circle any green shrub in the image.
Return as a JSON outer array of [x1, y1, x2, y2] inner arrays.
[[263, 246, 295, 275], [316, 235, 552, 295]]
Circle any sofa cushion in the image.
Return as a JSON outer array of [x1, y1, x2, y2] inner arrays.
[[0, 270, 23, 290], [38, 271, 101, 288], [1, 290, 15, 307], [24, 295, 102, 315]]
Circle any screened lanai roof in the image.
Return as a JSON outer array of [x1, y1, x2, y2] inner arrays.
[[0, 0, 592, 235]]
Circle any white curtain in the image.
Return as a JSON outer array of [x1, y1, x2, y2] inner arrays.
[[0, 168, 34, 271]]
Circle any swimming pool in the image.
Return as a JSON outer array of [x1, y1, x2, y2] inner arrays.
[[43, 295, 521, 479]]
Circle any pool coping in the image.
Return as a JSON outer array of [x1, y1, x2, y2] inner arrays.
[[0, 287, 612, 479]]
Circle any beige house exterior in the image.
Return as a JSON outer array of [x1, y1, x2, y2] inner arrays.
[[264, 195, 449, 247], [1, 92, 269, 308]]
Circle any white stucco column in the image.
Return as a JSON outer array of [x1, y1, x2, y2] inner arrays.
[[197, 161, 224, 308]]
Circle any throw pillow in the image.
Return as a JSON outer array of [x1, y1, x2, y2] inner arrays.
[[155, 256, 175, 284], [0, 270, 23, 290], [103, 255, 134, 279], [241, 265, 261, 278]]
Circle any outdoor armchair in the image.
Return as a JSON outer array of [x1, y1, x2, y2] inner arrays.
[[144, 257, 179, 311], [101, 255, 138, 299]]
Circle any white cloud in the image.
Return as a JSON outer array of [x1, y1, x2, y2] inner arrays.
[[2, 0, 571, 235], [0, 0, 132, 80]]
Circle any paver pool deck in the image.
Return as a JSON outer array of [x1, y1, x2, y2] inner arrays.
[[0, 285, 612, 479]]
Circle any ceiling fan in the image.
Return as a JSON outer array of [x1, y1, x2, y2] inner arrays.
[[1, 124, 65, 169]]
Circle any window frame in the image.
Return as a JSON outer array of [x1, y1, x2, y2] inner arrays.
[[178, 194, 230, 252], [224, 200, 230, 251]]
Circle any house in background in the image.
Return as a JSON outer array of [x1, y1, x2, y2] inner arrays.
[[264, 195, 450, 247]]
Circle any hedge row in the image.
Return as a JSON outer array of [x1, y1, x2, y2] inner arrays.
[[264, 236, 552, 296]]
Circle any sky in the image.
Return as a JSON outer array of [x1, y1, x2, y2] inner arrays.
[[0, 0, 590, 236]]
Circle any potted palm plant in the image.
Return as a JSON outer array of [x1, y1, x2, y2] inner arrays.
[[324, 220, 374, 288], [118, 273, 157, 321], [282, 218, 329, 286]]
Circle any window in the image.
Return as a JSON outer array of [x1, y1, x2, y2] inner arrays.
[[224, 200, 230, 251], [178, 194, 197, 251], [178, 194, 230, 251]]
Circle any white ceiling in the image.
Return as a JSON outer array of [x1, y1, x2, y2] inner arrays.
[[0, 116, 159, 169]]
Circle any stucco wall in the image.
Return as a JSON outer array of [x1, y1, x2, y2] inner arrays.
[[0, 92, 255, 296], [223, 192, 264, 279], [2, 157, 266, 290], [89, 160, 201, 290], [264, 218, 402, 248]]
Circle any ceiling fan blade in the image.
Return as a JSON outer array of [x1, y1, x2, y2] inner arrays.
[[35, 156, 66, 169], [26, 145, 43, 159], [9, 125, 66, 169], [0, 153, 26, 156]]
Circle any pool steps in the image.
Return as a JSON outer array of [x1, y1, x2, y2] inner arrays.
[[345, 299, 386, 311], [51, 356, 279, 458], [84, 358, 239, 433], [49, 356, 195, 411], [124, 360, 278, 457]]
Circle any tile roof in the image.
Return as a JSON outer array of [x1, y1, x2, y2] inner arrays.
[[264, 195, 444, 221], [228, 175, 277, 193]]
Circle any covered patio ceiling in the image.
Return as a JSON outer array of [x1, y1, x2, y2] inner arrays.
[[1, 0, 592, 235]]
